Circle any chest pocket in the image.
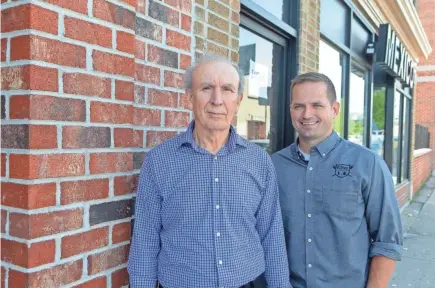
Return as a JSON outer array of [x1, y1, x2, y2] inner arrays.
[[322, 179, 361, 217]]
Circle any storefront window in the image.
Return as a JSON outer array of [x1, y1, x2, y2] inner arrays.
[[319, 40, 344, 137], [348, 64, 367, 146], [392, 92, 401, 184], [371, 87, 386, 157], [251, 0, 290, 24], [238, 27, 285, 153]]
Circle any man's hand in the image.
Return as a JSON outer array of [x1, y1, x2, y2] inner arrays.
[[366, 256, 396, 288]]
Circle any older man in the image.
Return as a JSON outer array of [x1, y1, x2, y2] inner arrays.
[[272, 72, 403, 288], [128, 55, 291, 288]]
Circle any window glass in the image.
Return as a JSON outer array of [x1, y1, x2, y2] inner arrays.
[[319, 40, 344, 137], [320, 0, 349, 46], [371, 87, 386, 157], [348, 64, 366, 146], [238, 27, 285, 153], [251, 0, 290, 24], [392, 91, 401, 184], [402, 98, 410, 181], [351, 17, 371, 58]]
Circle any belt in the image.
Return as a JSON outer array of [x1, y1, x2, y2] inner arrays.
[[157, 273, 266, 288]]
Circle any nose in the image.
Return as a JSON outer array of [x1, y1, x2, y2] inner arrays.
[[210, 87, 223, 105], [302, 105, 314, 119]]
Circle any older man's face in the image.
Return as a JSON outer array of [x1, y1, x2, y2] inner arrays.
[[189, 61, 242, 133]]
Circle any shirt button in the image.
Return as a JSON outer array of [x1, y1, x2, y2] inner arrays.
[[216, 205, 220, 209], [216, 232, 220, 237], [307, 214, 312, 218], [215, 178, 219, 182], [309, 167, 313, 171], [322, 153, 326, 156], [308, 264, 312, 268], [214, 157, 218, 160], [218, 260, 223, 265], [308, 238, 312, 243], [307, 189, 311, 193]]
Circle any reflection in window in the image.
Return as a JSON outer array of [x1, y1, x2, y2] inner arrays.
[[392, 92, 401, 184], [251, 0, 290, 23], [371, 87, 386, 157], [402, 98, 410, 181], [319, 40, 343, 137], [348, 64, 366, 146], [238, 27, 284, 154]]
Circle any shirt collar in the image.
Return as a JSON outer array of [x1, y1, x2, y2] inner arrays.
[[178, 120, 247, 152], [293, 130, 340, 158]]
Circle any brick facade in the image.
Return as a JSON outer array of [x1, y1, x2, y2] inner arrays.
[[0, 0, 240, 287], [298, 0, 320, 73]]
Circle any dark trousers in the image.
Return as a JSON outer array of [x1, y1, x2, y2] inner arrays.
[[157, 273, 266, 288]]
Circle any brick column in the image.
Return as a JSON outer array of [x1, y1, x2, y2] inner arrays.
[[0, 0, 197, 286], [298, 0, 320, 73]]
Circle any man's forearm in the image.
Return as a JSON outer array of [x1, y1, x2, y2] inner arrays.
[[367, 256, 396, 288]]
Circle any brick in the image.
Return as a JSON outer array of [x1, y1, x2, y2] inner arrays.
[[1, 182, 56, 209], [89, 199, 134, 226], [1, 65, 58, 91], [149, 0, 179, 27], [180, 54, 192, 70], [115, 80, 134, 101], [179, 92, 192, 110], [116, 31, 135, 54], [1, 210, 6, 233], [1, 153, 6, 177], [114, 128, 143, 148], [64, 73, 111, 98], [93, 50, 135, 77], [135, 63, 160, 84], [1, 265, 5, 288], [164, 71, 184, 88], [1, 239, 55, 268], [207, 42, 229, 57], [9, 209, 83, 239], [10, 95, 86, 121], [1, 95, 5, 119], [1, 38, 6, 62], [231, 37, 239, 50], [114, 174, 138, 195], [208, 27, 229, 46], [133, 107, 161, 126], [134, 85, 146, 104], [231, 23, 239, 37], [147, 45, 178, 68], [11, 35, 86, 68], [195, 0, 204, 5], [232, 11, 240, 24], [148, 88, 178, 107], [73, 277, 107, 288], [181, 14, 192, 31], [2, 124, 57, 149], [88, 245, 130, 274], [62, 126, 111, 149], [165, 111, 190, 128], [166, 29, 191, 51], [64, 17, 112, 48], [135, 39, 146, 60], [1, 4, 58, 34], [164, 0, 192, 13], [62, 227, 109, 258], [112, 267, 129, 288], [9, 260, 83, 288], [208, 0, 230, 17], [138, 0, 146, 13], [195, 36, 205, 50], [45, 0, 88, 14], [90, 152, 133, 174], [194, 21, 205, 37], [133, 152, 146, 169], [121, 0, 137, 6], [9, 154, 85, 179], [231, 0, 240, 12], [146, 131, 177, 148], [136, 17, 162, 42], [112, 222, 131, 244], [91, 102, 133, 124], [61, 179, 109, 205], [195, 6, 205, 22], [93, 0, 135, 29]]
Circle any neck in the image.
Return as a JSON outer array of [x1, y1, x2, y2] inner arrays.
[[298, 131, 332, 154], [194, 126, 230, 154]]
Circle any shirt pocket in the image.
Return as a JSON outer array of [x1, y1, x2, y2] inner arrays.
[[322, 180, 360, 217]]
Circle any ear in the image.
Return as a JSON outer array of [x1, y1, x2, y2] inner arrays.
[[332, 101, 340, 118]]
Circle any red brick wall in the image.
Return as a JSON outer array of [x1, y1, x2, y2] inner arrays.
[[412, 151, 433, 195], [395, 182, 411, 208]]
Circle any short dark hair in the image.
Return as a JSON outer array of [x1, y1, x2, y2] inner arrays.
[[290, 72, 337, 103]]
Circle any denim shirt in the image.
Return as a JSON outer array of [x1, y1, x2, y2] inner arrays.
[[272, 131, 403, 288]]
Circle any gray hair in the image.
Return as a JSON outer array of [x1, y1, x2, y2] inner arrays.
[[183, 54, 245, 95], [291, 72, 337, 103]]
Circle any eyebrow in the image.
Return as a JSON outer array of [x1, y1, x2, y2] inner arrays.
[[199, 83, 236, 89]]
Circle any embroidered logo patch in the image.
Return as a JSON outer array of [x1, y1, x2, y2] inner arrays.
[[332, 164, 353, 178]]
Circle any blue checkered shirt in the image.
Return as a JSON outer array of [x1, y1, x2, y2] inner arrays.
[[128, 121, 291, 288]]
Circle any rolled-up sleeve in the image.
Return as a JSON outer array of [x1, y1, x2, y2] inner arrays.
[[128, 153, 161, 288], [256, 160, 292, 288], [365, 154, 403, 261]]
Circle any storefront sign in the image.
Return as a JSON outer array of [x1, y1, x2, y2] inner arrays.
[[376, 24, 416, 88]]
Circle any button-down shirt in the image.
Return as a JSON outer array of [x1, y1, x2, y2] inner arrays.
[[128, 121, 291, 288], [271, 131, 403, 288]]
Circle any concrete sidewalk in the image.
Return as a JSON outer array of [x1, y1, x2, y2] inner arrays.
[[389, 171, 435, 288]]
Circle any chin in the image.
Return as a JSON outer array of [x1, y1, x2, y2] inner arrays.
[[205, 120, 230, 131]]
